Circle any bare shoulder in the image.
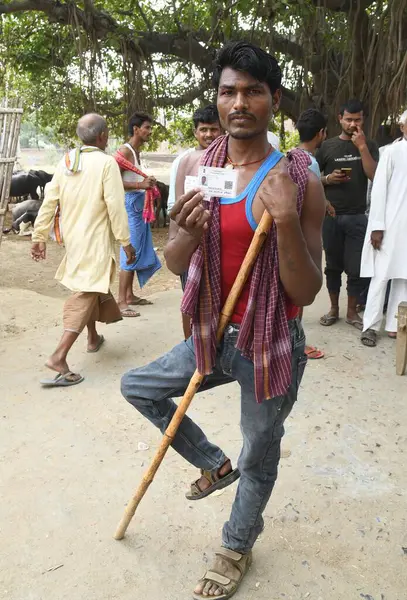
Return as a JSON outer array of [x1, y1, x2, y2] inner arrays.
[[301, 171, 326, 220], [180, 149, 204, 177], [118, 144, 134, 162], [274, 155, 289, 173]]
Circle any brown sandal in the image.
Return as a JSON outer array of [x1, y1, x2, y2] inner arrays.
[[186, 460, 240, 501], [193, 548, 252, 600]]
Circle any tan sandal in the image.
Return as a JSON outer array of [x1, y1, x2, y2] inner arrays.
[[193, 548, 252, 600], [186, 460, 240, 501]]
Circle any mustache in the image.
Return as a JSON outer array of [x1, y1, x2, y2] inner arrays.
[[229, 111, 256, 121]]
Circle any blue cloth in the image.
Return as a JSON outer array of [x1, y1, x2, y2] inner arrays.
[[308, 154, 321, 178], [120, 191, 161, 288]]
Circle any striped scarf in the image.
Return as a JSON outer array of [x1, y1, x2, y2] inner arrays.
[[64, 146, 102, 173], [181, 135, 310, 403], [114, 151, 160, 223]]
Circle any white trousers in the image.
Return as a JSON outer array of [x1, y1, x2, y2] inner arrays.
[[363, 278, 407, 333]]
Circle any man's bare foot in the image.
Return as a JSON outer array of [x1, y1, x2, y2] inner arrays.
[[347, 311, 362, 322], [387, 332, 397, 339], [320, 308, 339, 326], [87, 334, 105, 352], [118, 302, 141, 317], [346, 312, 363, 330], [46, 354, 69, 375], [127, 295, 153, 306], [87, 330, 100, 349]]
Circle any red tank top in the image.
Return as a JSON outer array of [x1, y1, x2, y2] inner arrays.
[[219, 154, 299, 324]]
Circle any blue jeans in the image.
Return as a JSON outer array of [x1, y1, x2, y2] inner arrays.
[[121, 319, 307, 553]]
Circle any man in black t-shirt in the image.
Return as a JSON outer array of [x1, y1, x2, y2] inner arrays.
[[316, 99, 379, 330]]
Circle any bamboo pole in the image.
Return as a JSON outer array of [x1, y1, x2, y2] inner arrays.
[[0, 99, 23, 247], [114, 210, 273, 540]]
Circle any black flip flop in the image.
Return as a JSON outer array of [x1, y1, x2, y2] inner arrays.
[[346, 318, 363, 331], [320, 314, 338, 326], [361, 329, 377, 347]]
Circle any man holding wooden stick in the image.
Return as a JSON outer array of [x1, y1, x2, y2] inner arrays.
[[121, 42, 325, 599]]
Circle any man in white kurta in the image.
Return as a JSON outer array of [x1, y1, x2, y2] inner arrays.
[[31, 113, 134, 386], [360, 111, 407, 346]]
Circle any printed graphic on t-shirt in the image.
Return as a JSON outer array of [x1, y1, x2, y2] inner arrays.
[[334, 154, 362, 163]]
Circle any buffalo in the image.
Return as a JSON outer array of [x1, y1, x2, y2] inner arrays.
[[11, 199, 42, 231], [153, 180, 169, 228], [29, 170, 53, 198], [10, 171, 41, 201]]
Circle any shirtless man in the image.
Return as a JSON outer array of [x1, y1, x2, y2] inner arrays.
[[168, 104, 222, 339], [117, 112, 161, 316]]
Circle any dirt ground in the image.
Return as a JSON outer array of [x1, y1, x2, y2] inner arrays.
[[1, 230, 406, 600], [1, 153, 406, 598]]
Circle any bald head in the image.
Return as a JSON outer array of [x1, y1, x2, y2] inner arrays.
[[76, 113, 108, 147]]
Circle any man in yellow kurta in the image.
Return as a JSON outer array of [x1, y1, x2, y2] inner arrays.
[[31, 113, 135, 387]]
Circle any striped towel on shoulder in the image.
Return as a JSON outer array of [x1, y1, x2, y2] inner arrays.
[[181, 135, 310, 402]]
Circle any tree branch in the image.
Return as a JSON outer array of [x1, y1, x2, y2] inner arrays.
[[280, 86, 305, 121], [134, 0, 153, 34], [136, 31, 213, 68], [0, 0, 52, 13], [83, 0, 94, 13], [0, 1, 316, 72], [0, 0, 321, 122], [308, 0, 375, 12], [153, 82, 211, 108], [271, 32, 304, 62], [0, 1, 211, 68]]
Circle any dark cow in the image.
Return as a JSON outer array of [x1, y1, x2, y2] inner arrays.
[[153, 180, 169, 228], [10, 171, 41, 201], [29, 170, 53, 198], [11, 199, 42, 231]]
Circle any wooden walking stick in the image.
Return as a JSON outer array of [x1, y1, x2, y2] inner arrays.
[[114, 210, 273, 540]]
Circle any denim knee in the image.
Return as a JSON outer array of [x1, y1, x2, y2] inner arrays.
[[120, 369, 137, 405]]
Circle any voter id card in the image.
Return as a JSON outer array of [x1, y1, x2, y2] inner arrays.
[[198, 166, 238, 198], [184, 175, 199, 194], [184, 175, 210, 202]]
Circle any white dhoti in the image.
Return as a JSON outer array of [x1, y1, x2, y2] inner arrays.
[[363, 278, 407, 333]]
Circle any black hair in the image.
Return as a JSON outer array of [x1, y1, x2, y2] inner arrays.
[[296, 108, 327, 142], [128, 112, 153, 136], [192, 104, 220, 129], [212, 41, 282, 94], [339, 99, 364, 116]]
